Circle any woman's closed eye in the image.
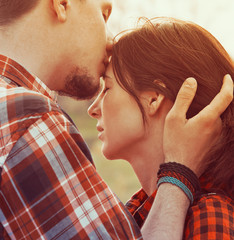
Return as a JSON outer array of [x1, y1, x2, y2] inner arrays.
[[103, 87, 110, 94]]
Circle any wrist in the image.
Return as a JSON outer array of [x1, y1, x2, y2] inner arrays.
[[157, 162, 201, 205]]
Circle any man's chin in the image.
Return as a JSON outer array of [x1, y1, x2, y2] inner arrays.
[[61, 68, 100, 100], [58, 86, 99, 100]]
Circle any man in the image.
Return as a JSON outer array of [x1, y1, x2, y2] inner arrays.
[[0, 0, 232, 239]]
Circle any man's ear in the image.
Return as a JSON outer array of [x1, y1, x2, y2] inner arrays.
[[52, 0, 70, 22], [141, 91, 165, 116]]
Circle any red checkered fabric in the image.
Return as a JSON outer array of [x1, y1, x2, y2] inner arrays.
[[126, 189, 156, 229], [184, 193, 233, 239], [126, 179, 234, 239], [0, 55, 142, 239]]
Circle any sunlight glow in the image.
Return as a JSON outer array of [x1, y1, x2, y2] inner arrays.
[[109, 0, 234, 57]]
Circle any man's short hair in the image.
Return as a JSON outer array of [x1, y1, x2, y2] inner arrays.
[[0, 0, 39, 26]]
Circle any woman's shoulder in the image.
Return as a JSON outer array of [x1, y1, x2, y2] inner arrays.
[[195, 192, 233, 207], [184, 193, 234, 239], [188, 192, 233, 220]]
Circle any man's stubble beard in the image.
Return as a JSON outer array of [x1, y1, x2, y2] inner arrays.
[[58, 67, 100, 100]]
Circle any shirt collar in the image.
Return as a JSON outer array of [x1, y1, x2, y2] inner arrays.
[[0, 54, 57, 101]]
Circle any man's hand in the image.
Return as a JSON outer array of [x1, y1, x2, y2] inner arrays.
[[143, 75, 233, 240], [163, 74, 233, 176]]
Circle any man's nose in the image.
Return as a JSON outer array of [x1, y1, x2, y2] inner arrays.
[[106, 28, 114, 58]]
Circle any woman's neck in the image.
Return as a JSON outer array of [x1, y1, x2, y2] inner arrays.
[[123, 98, 172, 196], [127, 133, 164, 196]]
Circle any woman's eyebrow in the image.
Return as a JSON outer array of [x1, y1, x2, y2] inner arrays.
[[103, 74, 112, 81]]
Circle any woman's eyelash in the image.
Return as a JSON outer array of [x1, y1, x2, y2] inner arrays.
[[103, 87, 109, 93]]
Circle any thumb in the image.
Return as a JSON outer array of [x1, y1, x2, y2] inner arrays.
[[171, 77, 197, 118], [198, 74, 233, 120]]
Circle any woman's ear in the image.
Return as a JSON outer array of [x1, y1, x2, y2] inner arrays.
[[141, 91, 165, 116], [52, 0, 70, 22]]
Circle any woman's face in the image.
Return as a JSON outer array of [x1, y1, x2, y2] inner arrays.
[[88, 63, 146, 160]]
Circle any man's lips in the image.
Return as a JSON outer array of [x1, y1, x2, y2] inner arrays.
[[99, 62, 106, 78], [100, 55, 109, 77]]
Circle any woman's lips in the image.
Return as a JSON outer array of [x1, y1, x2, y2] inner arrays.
[[97, 125, 104, 132], [97, 125, 104, 140], [98, 132, 104, 140]]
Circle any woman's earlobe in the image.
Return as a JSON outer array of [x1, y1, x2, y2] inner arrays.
[[140, 91, 165, 116], [52, 0, 70, 22], [149, 94, 165, 116]]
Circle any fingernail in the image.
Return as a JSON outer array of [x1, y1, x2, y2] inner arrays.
[[184, 78, 196, 88], [224, 74, 231, 80]]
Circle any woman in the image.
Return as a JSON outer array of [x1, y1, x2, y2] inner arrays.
[[88, 17, 234, 238]]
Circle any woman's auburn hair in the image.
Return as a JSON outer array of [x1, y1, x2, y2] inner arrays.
[[112, 17, 234, 199]]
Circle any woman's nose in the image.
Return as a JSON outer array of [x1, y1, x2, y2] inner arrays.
[[88, 98, 101, 119]]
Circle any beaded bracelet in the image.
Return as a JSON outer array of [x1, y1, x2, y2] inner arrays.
[[157, 162, 201, 205]]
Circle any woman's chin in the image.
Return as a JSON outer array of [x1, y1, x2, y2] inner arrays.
[[102, 146, 120, 160], [102, 152, 116, 160]]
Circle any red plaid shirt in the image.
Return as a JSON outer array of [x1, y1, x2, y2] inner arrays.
[[0, 55, 142, 239], [126, 179, 234, 239]]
